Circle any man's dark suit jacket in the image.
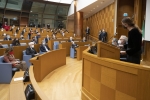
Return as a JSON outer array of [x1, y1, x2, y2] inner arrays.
[[0, 46, 3, 48], [40, 45, 50, 52], [26, 47, 37, 57], [45, 37, 50, 43], [68, 39, 74, 42], [3, 37, 12, 41], [85, 28, 90, 34]]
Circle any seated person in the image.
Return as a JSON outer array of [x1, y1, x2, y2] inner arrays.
[[0, 43, 3, 48], [1, 28, 4, 31], [12, 38, 20, 46], [21, 28, 26, 35], [88, 43, 97, 55], [3, 48, 27, 71], [26, 42, 39, 57], [45, 35, 50, 43], [40, 42, 50, 52], [118, 35, 128, 61], [31, 37, 37, 44], [82, 37, 87, 42], [52, 34, 57, 39], [4, 35, 12, 41], [68, 37, 74, 42], [16, 27, 20, 33], [118, 35, 128, 50], [20, 35, 25, 40], [111, 38, 118, 46]]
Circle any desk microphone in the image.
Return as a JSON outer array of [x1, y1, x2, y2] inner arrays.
[[107, 33, 117, 43]]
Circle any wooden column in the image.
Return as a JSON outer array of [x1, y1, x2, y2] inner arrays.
[[74, 0, 83, 38], [75, 12, 83, 38]]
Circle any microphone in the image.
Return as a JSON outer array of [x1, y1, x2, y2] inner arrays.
[[107, 33, 117, 43]]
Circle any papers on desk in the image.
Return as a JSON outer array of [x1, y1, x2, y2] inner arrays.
[[14, 77, 24, 81]]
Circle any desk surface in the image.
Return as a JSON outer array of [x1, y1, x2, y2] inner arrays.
[[10, 71, 26, 100]]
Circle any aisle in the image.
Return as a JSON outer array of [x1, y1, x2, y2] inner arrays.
[[38, 57, 82, 100]]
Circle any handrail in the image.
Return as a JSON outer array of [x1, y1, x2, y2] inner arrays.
[[29, 66, 49, 100], [89, 35, 99, 42]]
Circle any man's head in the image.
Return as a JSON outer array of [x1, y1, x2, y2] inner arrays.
[[118, 35, 128, 45], [47, 35, 49, 38], [0, 43, 2, 46], [28, 42, 34, 48], [70, 37, 73, 40], [83, 37, 86, 41]]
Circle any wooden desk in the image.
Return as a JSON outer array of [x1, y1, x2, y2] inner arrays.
[[9, 71, 26, 100], [82, 48, 150, 100], [30, 49, 66, 82], [76, 46, 88, 60]]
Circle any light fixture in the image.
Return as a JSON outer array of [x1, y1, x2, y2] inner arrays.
[[30, 11, 32, 12]]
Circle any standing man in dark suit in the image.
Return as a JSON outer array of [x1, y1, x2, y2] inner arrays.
[[40, 43, 50, 52], [26, 42, 39, 57], [85, 26, 90, 40]]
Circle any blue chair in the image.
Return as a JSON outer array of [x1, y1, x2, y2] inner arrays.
[[0, 56, 19, 83], [20, 43, 27, 46], [23, 50, 32, 68], [2, 44, 9, 48], [70, 47, 75, 58], [53, 41, 59, 50], [9, 44, 12, 47]]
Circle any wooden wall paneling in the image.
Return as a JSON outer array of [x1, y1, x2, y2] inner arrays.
[[117, 0, 134, 38], [84, 3, 115, 40]]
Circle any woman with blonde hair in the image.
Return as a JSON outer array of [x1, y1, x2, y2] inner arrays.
[[120, 17, 142, 64]]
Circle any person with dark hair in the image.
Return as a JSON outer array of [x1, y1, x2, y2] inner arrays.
[[4, 34, 12, 41], [0, 43, 3, 48], [40, 42, 50, 52], [85, 26, 90, 40], [120, 17, 142, 64], [3, 48, 27, 71], [12, 38, 20, 46]]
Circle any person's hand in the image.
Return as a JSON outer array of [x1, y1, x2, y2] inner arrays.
[[120, 51, 126, 55]]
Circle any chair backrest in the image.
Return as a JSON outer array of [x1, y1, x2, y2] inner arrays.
[[2, 44, 9, 48], [20, 43, 26, 46], [0, 56, 4, 63], [23, 50, 26, 55], [9, 44, 12, 47], [54, 41, 59, 45]]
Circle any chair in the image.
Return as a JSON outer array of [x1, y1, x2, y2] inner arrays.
[[20, 43, 26, 46], [2, 44, 9, 48], [53, 41, 59, 50], [0, 56, 19, 83], [23, 50, 32, 68], [70, 47, 75, 58]]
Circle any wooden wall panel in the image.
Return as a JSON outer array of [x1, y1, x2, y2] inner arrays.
[[83, 3, 115, 40], [20, 17, 29, 27], [117, 0, 134, 38]]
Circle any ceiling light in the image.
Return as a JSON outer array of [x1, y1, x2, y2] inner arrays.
[[97, 5, 99, 7], [30, 11, 32, 12], [93, 8, 95, 9]]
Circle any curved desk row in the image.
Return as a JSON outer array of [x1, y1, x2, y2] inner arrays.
[[82, 48, 150, 100]]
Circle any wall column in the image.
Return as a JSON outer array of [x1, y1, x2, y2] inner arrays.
[[74, 1, 83, 38], [75, 12, 83, 37]]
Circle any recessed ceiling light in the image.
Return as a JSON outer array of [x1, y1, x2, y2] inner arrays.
[[30, 11, 32, 12], [97, 5, 99, 7]]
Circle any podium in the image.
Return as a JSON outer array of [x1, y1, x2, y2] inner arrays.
[[97, 41, 120, 60], [29, 49, 66, 82]]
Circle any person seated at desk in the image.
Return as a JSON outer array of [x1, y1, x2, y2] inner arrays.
[[12, 38, 20, 46], [3, 48, 27, 71], [0, 43, 3, 48], [71, 41, 79, 53], [21, 28, 26, 35], [16, 27, 20, 34], [40, 42, 50, 52], [26, 42, 39, 57], [20, 35, 25, 40], [52, 34, 57, 39], [45, 35, 50, 43], [118, 35, 128, 61], [1, 28, 4, 31], [4, 35, 12, 41], [31, 37, 37, 44], [68, 37, 74, 42], [82, 37, 87, 42], [88, 43, 97, 55]]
